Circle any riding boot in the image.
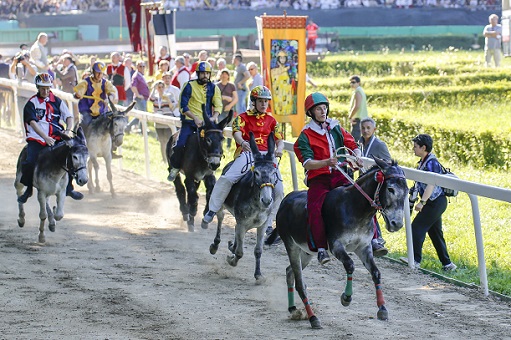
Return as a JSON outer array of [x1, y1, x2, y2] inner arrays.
[[203, 177, 233, 223], [18, 185, 33, 203], [168, 145, 185, 182], [66, 176, 84, 200]]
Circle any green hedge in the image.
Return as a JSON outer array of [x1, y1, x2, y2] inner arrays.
[[332, 35, 485, 53]]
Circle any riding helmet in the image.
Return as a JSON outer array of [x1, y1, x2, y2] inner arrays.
[[92, 61, 106, 73], [35, 73, 53, 87], [304, 92, 329, 117], [196, 61, 212, 73], [250, 85, 272, 103]]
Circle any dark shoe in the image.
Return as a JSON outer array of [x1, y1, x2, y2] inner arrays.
[[67, 190, 84, 200], [372, 241, 388, 257], [111, 152, 123, 159], [317, 249, 331, 265], [167, 167, 180, 182], [202, 210, 216, 224], [17, 186, 33, 204]]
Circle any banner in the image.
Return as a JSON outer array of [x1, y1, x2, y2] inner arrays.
[[256, 14, 307, 137], [124, 0, 142, 52], [144, 8, 176, 75]]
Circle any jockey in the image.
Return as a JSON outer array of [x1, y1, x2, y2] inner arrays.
[[74, 61, 120, 158], [202, 85, 285, 230], [18, 73, 76, 203], [294, 92, 364, 265], [167, 61, 223, 181]]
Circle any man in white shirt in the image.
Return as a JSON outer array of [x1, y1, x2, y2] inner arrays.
[[30, 32, 49, 73]]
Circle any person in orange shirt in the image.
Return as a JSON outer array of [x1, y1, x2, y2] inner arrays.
[[202, 86, 284, 231], [306, 19, 319, 52]]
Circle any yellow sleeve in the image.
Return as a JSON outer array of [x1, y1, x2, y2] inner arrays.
[[105, 80, 118, 100], [73, 79, 88, 96], [212, 85, 223, 112]]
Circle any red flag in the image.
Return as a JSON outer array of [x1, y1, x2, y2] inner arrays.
[[124, 0, 142, 52]]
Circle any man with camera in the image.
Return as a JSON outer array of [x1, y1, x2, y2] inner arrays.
[[10, 51, 38, 128]]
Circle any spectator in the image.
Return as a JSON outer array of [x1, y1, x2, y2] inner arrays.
[[0, 54, 10, 78], [306, 19, 319, 52], [215, 68, 238, 147], [171, 56, 190, 89], [81, 55, 97, 80], [182, 52, 192, 71], [54, 55, 79, 94], [207, 57, 216, 70], [190, 50, 208, 78], [359, 117, 391, 257], [155, 45, 174, 71], [483, 14, 502, 67], [30, 32, 49, 73], [126, 60, 150, 133], [232, 53, 250, 114], [154, 59, 170, 81], [246, 61, 263, 91], [215, 57, 226, 81], [162, 71, 180, 119], [408, 134, 457, 271], [348, 75, 368, 141], [149, 79, 178, 162], [107, 52, 131, 105], [123, 56, 136, 103]]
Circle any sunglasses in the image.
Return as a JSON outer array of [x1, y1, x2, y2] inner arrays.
[[350, 81, 357, 84]]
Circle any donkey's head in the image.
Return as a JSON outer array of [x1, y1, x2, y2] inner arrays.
[[108, 100, 135, 147], [373, 157, 408, 233], [66, 127, 89, 187], [200, 107, 233, 170], [249, 131, 277, 208]]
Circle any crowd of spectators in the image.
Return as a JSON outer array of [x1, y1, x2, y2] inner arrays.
[[0, 0, 501, 18]]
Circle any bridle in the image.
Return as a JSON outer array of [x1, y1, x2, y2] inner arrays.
[[197, 127, 224, 163], [107, 112, 126, 140], [251, 159, 278, 189]]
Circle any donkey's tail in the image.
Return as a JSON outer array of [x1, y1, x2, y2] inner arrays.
[[265, 227, 280, 245]]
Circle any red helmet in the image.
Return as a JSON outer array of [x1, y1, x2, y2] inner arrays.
[[304, 92, 329, 117]]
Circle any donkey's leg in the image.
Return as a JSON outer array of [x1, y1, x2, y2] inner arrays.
[[92, 157, 101, 193], [104, 156, 115, 198], [331, 240, 355, 307], [173, 175, 190, 223], [254, 225, 266, 284], [15, 179, 26, 227], [355, 245, 388, 321], [226, 225, 244, 267], [37, 192, 48, 243], [46, 201, 56, 232], [286, 244, 321, 329], [184, 177, 199, 231], [87, 158, 94, 194], [209, 210, 224, 255], [53, 188, 66, 221]]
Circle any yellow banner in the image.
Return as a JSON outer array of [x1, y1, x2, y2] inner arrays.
[[256, 15, 307, 137]]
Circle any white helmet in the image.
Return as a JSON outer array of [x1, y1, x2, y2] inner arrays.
[[35, 73, 53, 87]]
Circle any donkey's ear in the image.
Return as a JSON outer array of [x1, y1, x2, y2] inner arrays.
[[265, 132, 275, 160], [201, 104, 212, 129], [122, 100, 137, 115], [373, 156, 388, 170], [249, 132, 261, 157], [108, 97, 118, 113], [75, 126, 87, 146], [218, 109, 233, 130]]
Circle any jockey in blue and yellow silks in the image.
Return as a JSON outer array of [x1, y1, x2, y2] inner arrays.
[[74, 61, 118, 130], [167, 61, 223, 181], [202, 86, 284, 239]]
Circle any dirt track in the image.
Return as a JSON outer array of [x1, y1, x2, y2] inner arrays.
[[1, 127, 510, 340]]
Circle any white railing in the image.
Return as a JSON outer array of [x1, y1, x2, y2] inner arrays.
[[2, 79, 510, 296]]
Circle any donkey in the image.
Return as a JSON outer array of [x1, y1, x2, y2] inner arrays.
[[166, 109, 233, 232], [209, 132, 280, 283], [14, 127, 89, 243], [85, 100, 136, 197], [266, 157, 408, 328]]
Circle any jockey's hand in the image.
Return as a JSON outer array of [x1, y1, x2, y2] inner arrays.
[[241, 140, 251, 152], [74, 93, 82, 99], [325, 157, 338, 167], [355, 157, 364, 168], [44, 136, 56, 146], [63, 129, 73, 138], [193, 117, 203, 127]]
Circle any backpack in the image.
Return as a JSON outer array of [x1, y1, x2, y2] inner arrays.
[[439, 164, 459, 197]]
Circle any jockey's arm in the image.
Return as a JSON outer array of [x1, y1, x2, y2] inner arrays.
[[275, 139, 284, 158], [182, 109, 202, 127], [73, 80, 87, 99], [105, 80, 118, 103], [64, 116, 74, 136], [234, 131, 251, 152], [29, 120, 55, 146]]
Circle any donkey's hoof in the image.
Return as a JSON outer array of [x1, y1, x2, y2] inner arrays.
[[38, 234, 46, 243], [255, 274, 266, 285], [48, 223, 56, 232], [183, 214, 190, 222], [187, 224, 194, 232], [341, 293, 352, 307], [309, 316, 322, 329], [226, 254, 238, 267], [227, 240, 235, 253], [377, 305, 388, 321], [201, 221, 209, 229], [17, 219, 25, 228], [209, 244, 218, 255]]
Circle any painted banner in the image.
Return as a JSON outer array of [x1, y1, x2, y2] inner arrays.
[[256, 14, 307, 137], [124, 0, 142, 52], [144, 8, 176, 75]]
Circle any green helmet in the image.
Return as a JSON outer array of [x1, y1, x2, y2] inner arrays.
[[304, 92, 329, 117]]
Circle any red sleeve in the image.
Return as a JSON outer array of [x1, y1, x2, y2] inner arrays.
[[190, 62, 198, 73], [340, 127, 359, 151]]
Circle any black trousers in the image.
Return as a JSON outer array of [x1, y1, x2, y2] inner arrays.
[[411, 195, 452, 265]]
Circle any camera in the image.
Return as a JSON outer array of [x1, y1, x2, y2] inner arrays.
[[15, 52, 25, 63], [409, 186, 418, 213]]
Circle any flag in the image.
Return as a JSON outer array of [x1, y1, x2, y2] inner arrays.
[[124, 0, 142, 52], [152, 10, 177, 62]]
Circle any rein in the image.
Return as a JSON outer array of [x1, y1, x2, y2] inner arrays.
[[197, 128, 224, 162]]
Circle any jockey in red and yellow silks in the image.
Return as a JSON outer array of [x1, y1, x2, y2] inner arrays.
[[294, 92, 363, 265], [202, 86, 284, 233]]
